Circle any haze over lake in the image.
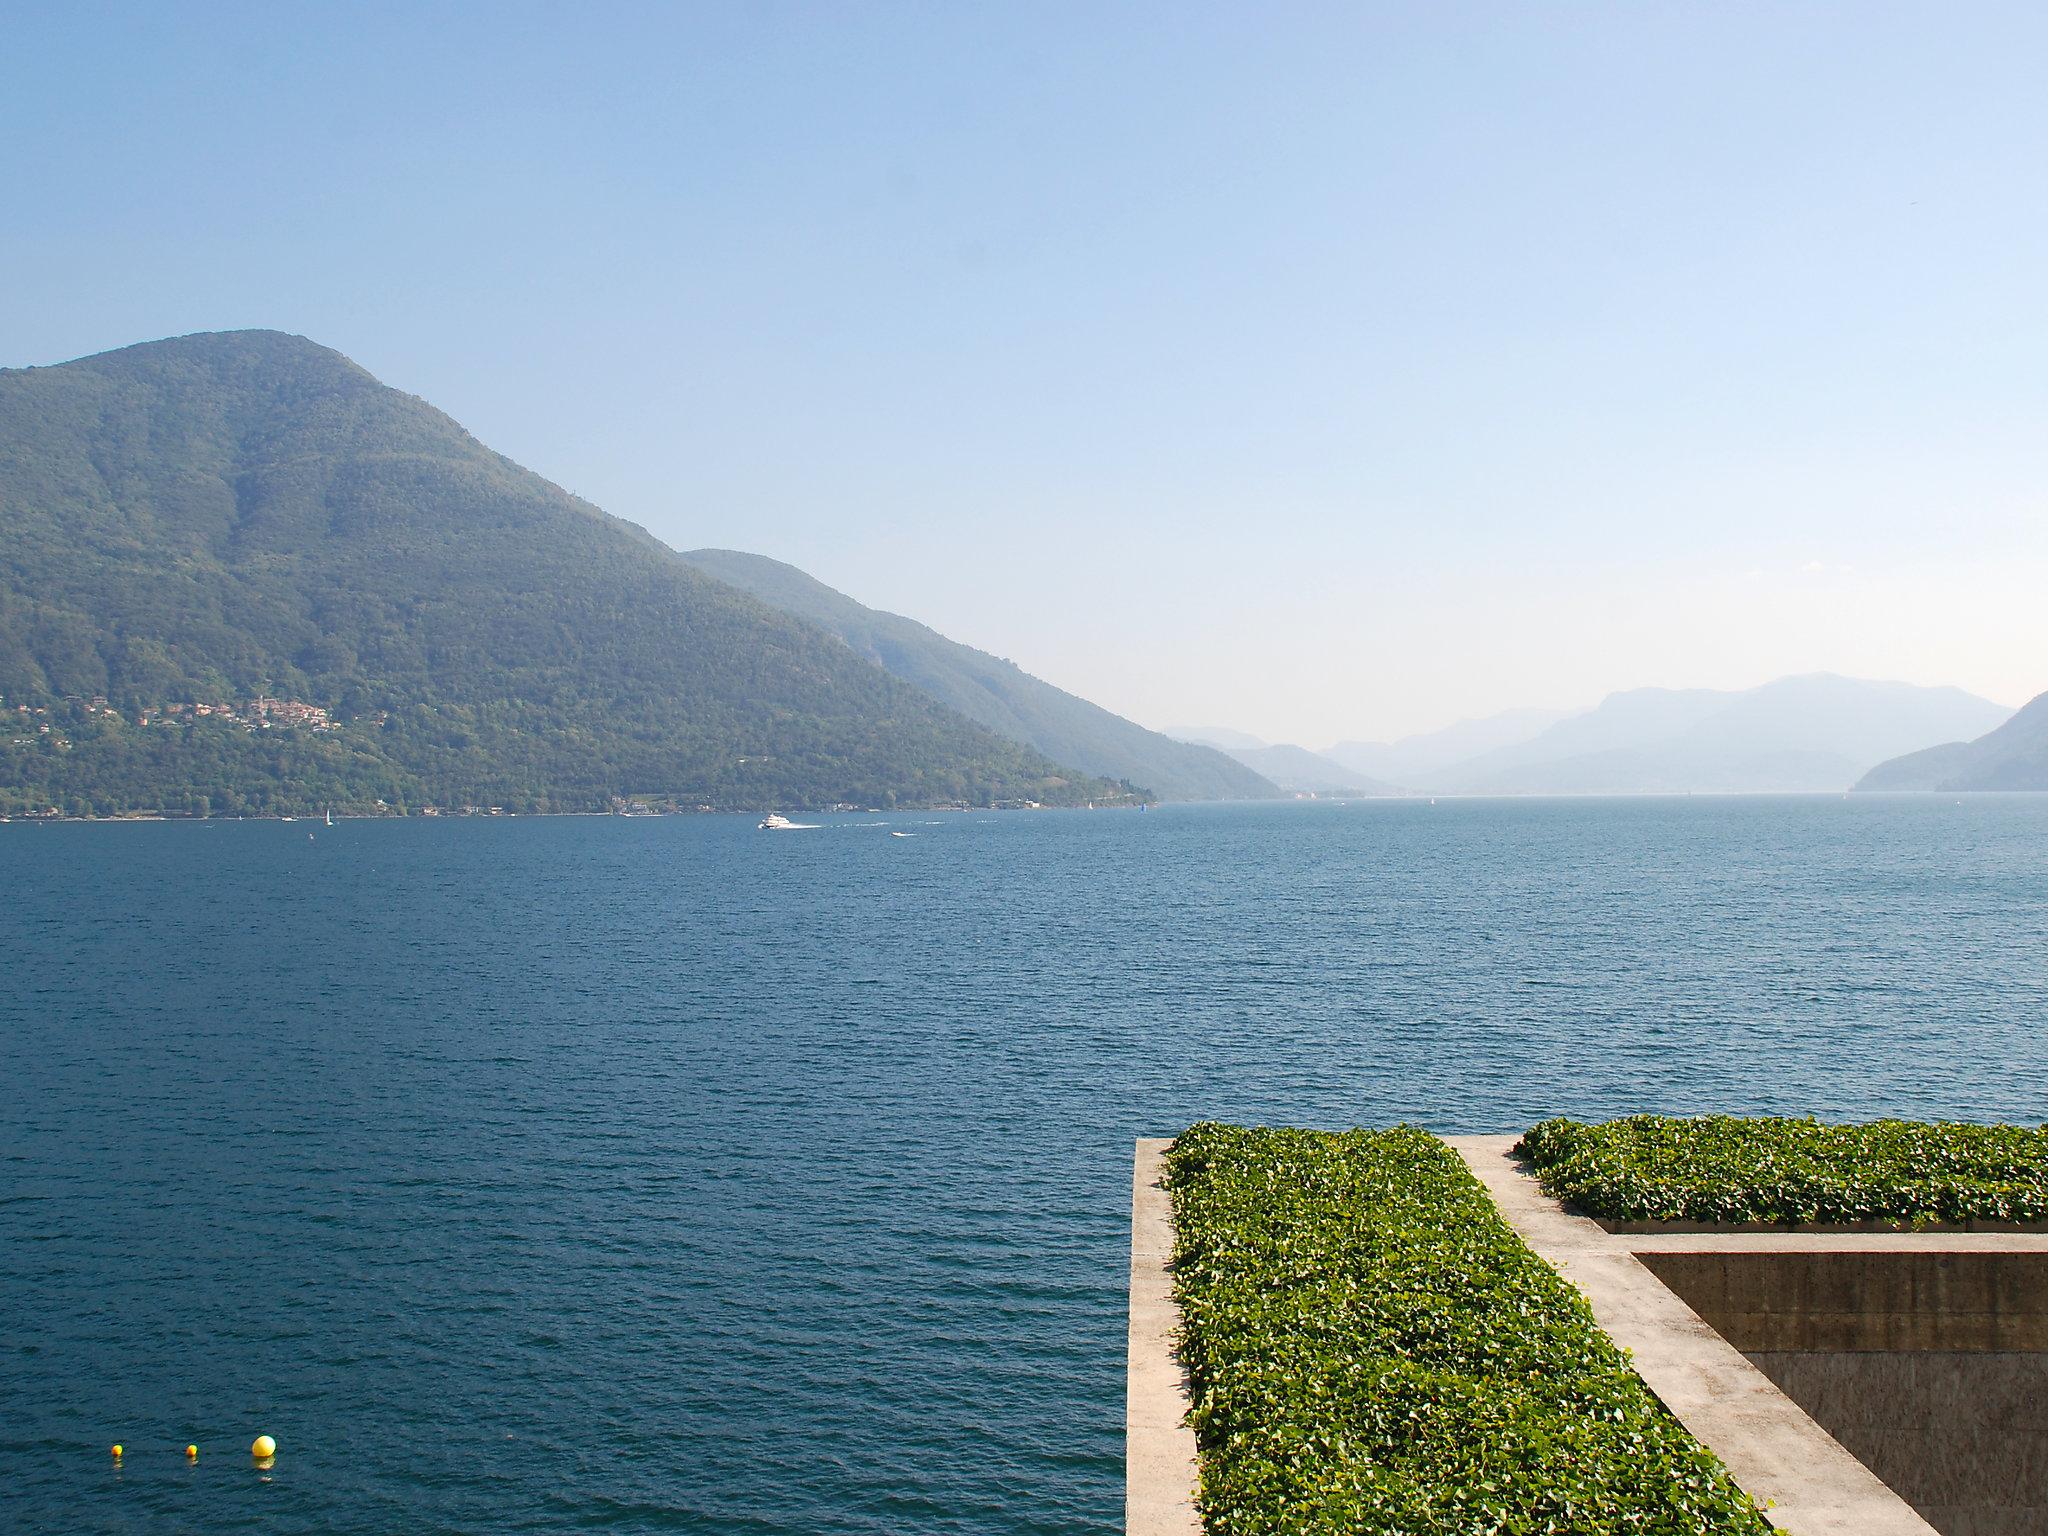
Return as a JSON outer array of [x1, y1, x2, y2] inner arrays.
[[7, 799, 2046, 1534]]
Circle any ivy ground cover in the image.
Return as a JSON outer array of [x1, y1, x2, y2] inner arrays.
[[1518, 1114, 2048, 1226], [1166, 1123, 1771, 1535]]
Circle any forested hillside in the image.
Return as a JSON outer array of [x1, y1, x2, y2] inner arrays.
[[0, 331, 1134, 816], [681, 549, 1277, 801]]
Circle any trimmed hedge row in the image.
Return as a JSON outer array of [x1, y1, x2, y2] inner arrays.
[[1166, 1123, 1772, 1535], [1517, 1115, 2048, 1226]]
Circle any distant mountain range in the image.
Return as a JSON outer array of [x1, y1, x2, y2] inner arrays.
[[1167, 724, 1267, 752], [1166, 730, 1403, 796], [1326, 707, 1576, 783], [1857, 689, 2048, 790], [0, 330, 1151, 816], [1424, 676, 2011, 794], [681, 551, 1277, 802], [1190, 675, 2018, 797]]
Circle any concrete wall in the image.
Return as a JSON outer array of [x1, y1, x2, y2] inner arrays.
[[1641, 1252, 2048, 1536]]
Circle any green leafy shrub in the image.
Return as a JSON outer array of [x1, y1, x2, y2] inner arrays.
[[1166, 1123, 1772, 1535], [1518, 1115, 2048, 1225]]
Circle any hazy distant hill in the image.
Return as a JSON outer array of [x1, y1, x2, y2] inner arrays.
[[681, 550, 1278, 802], [1427, 675, 2011, 794], [1164, 724, 1268, 752], [1326, 706, 1574, 782], [1856, 690, 2048, 790], [0, 330, 1130, 816], [1227, 743, 1404, 795], [1166, 728, 1403, 795]]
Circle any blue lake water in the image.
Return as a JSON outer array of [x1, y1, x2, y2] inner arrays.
[[4, 797, 2047, 1533]]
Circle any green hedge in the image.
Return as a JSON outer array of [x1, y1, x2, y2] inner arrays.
[[1166, 1123, 1772, 1535], [1517, 1115, 2048, 1225]]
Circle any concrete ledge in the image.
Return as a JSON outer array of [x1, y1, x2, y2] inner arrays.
[[1129, 1133, 2047, 1536], [1611, 1230, 2048, 1254], [1452, 1135, 1939, 1536], [1596, 1218, 2048, 1235], [1128, 1137, 1200, 1536]]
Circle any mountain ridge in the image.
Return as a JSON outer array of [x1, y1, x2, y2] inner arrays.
[[1856, 689, 2048, 790], [1325, 706, 1574, 782], [1163, 728, 1403, 795], [1420, 674, 2011, 794], [0, 329, 1132, 815], [1183, 674, 2013, 797], [1218, 743, 1404, 796], [679, 549, 1277, 802]]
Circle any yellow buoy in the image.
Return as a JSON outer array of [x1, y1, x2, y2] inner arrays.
[[111, 1444, 123, 1458], [186, 1444, 199, 1459], [251, 1434, 276, 1459]]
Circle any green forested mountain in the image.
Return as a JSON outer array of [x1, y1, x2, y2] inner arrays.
[[0, 330, 1135, 816], [1856, 689, 2048, 790], [681, 549, 1279, 802]]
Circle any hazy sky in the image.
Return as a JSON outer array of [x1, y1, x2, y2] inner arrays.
[[6, 3, 2045, 743]]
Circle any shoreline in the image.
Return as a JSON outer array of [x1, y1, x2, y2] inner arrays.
[[0, 802, 1150, 825], [8, 790, 2046, 827]]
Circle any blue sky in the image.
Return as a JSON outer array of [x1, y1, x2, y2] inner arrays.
[[5, 2, 2045, 741]]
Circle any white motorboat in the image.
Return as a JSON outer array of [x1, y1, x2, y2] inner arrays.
[[758, 813, 799, 830]]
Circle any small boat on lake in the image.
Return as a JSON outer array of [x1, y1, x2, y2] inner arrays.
[[758, 814, 799, 830]]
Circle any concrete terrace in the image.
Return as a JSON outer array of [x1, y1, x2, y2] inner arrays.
[[1129, 1134, 2048, 1536]]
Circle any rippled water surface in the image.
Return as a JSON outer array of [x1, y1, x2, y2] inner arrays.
[[5, 798, 2047, 1532]]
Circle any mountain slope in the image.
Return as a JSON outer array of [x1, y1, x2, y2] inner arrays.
[[1161, 726, 1404, 795], [1428, 676, 2012, 794], [1429, 688, 1738, 790], [680, 549, 1277, 801], [1223, 743, 1404, 795], [1856, 690, 2048, 789], [1164, 725, 1268, 752], [1325, 706, 1574, 782], [0, 330, 1129, 815]]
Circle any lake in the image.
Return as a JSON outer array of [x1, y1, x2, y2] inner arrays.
[[4, 797, 2046, 1533]]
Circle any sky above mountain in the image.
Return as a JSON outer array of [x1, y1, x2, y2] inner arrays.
[[6, 3, 2045, 741]]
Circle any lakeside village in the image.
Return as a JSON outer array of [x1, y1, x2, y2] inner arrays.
[[7, 691, 353, 740], [2, 691, 431, 822], [0, 693, 1089, 822]]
